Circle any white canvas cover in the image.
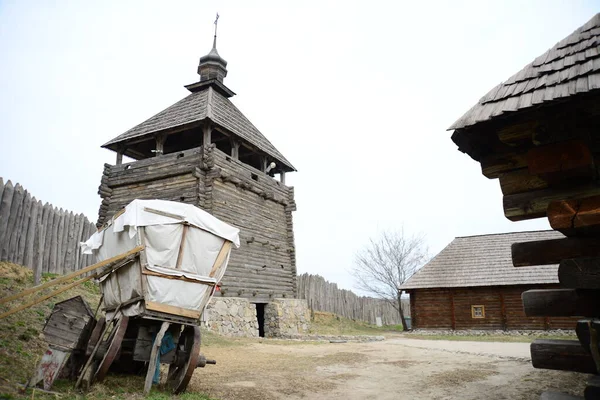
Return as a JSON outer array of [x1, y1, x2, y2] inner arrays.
[[81, 199, 240, 318]]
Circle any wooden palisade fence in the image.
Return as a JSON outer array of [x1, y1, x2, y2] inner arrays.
[[0, 178, 96, 284], [297, 273, 407, 325]]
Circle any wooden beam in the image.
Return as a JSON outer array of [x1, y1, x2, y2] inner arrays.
[[499, 169, 547, 195], [504, 184, 600, 222], [522, 289, 600, 317], [527, 139, 594, 178], [145, 301, 201, 319], [548, 195, 600, 236], [209, 241, 232, 278], [0, 245, 144, 306], [280, 171, 286, 185], [231, 139, 240, 159], [480, 152, 528, 179], [155, 133, 166, 157], [203, 124, 212, 146], [450, 290, 456, 330], [511, 237, 600, 267], [531, 339, 597, 374], [559, 258, 600, 289]]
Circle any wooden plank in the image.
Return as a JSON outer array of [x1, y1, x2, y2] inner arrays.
[[143, 321, 169, 395], [47, 207, 60, 273], [504, 184, 600, 222], [527, 139, 594, 177], [499, 169, 548, 195], [209, 241, 232, 278], [34, 201, 47, 285], [511, 237, 600, 267], [23, 199, 40, 269], [559, 258, 600, 289], [0, 245, 144, 305], [143, 207, 184, 220], [63, 212, 76, 272], [0, 180, 14, 251], [55, 210, 66, 274], [531, 339, 597, 374], [141, 269, 216, 285], [145, 301, 201, 319], [175, 224, 189, 269], [522, 289, 600, 317], [16, 192, 32, 265], [3, 184, 24, 261], [548, 195, 600, 235]]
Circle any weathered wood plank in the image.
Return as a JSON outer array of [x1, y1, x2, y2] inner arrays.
[[34, 201, 48, 284], [527, 139, 594, 177], [480, 152, 528, 179], [23, 199, 40, 269], [16, 192, 33, 266], [48, 208, 61, 274], [548, 195, 600, 236], [504, 185, 600, 222], [499, 169, 548, 195], [531, 339, 596, 374], [3, 184, 24, 261], [55, 210, 66, 274], [0, 180, 14, 256], [63, 212, 76, 272], [522, 289, 600, 317], [511, 237, 600, 267], [559, 258, 600, 289]]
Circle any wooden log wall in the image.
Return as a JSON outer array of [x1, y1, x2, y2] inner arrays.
[[97, 143, 298, 301], [0, 177, 96, 283], [410, 286, 578, 330], [296, 273, 406, 325]]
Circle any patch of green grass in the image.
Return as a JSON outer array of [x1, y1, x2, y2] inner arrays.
[[405, 334, 577, 343]]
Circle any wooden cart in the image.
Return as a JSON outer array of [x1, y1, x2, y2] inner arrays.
[[72, 199, 239, 394]]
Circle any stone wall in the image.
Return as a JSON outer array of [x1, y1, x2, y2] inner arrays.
[[203, 298, 311, 338], [203, 297, 259, 337], [264, 299, 310, 337]]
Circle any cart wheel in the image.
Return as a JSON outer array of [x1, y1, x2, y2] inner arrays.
[[94, 315, 129, 383], [166, 325, 201, 394]]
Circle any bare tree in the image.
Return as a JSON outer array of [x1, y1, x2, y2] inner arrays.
[[352, 229, 428, 331]]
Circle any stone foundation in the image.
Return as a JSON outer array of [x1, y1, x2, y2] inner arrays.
[[202, 298, 311, 338], [264, 299, 310, 337], [203, 298, 259, 337]]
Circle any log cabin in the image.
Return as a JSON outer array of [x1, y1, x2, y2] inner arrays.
[[448, 13, 600, 397], [401, 231, 577, 330], [96, 27, 299, 316]]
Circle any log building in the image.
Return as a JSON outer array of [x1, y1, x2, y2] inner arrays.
[[448, 13, 600, 397], [96, 31, 298, 304], [401, 231, 577, 330]]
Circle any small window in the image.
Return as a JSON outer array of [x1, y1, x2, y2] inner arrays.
[[471, 305, 485, 319], [251, 173, 259, 181]]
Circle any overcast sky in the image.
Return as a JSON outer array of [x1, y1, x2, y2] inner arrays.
[[1, 1, 598, 292]]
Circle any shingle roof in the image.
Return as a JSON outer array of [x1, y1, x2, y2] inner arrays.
[[449, 13, 600, 130], [400, 230, 564, 290], [102, 86, 295, 171]]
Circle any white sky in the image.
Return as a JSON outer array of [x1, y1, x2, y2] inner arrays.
[[1, 1, 598, 292]]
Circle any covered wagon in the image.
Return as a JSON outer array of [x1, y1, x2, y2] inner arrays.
[[76, 199, 240, 393]]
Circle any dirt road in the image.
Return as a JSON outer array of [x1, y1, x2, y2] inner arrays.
[[190, 335, 587, 400]]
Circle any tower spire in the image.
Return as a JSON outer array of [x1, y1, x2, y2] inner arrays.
[[197, 13, 228, 83], [213, 13, 219, 49]]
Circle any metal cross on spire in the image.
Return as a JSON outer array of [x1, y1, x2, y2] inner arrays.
[[212, 13, 219, 48]]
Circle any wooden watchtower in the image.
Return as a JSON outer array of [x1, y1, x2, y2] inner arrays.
[[450, 14, 600, 398], [97, 30, 297, 302]]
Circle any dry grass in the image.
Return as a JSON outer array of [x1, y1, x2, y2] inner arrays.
[[309, 311, 402, 336], [428, 367, 499, 387]]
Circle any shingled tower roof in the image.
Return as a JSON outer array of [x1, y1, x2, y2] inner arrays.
[[102, 28, 295, 172], [449, 13, 600, 131]]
